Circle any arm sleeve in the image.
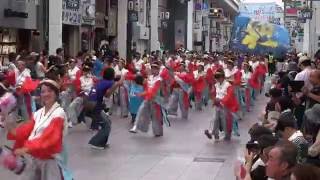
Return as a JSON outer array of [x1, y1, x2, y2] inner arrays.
[[23, 118, 64, 153], [7, 120, 35, 149]]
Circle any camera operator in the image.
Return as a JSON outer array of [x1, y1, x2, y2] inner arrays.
[[243, 134, 279, 180]]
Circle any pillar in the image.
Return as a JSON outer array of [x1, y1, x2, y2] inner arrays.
[[49, 0, 62, 55], [150, 0, 160, 51], [187, 0, 193, 50], [117, 0, 128, 59]]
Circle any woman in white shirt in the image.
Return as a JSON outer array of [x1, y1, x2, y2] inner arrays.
[[67, 59, 80, 81], [241, 62, 253, 112], [35, 56, 47, 79]]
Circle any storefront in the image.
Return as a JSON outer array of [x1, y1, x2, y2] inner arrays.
[[0, 0, 37, 63]]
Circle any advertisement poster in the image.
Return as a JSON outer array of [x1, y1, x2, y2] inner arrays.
[[230, 16, 290, 57]]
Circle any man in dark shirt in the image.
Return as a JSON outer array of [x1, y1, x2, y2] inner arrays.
[[87, 68, 124, 149]]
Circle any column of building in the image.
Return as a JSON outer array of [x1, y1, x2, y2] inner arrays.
[[49, 0, 63, 55]]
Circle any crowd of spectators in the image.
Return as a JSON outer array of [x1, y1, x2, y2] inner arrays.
[[236, 52, 320, 180]]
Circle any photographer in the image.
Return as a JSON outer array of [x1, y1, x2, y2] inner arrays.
[[243, 134, 279, 180]]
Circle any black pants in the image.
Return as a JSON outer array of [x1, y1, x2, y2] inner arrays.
[[88, 110, 111, 147], [131, 113, 136, 123], [268, 63, 275, 75]]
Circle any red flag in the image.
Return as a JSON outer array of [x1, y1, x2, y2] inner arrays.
[[248, 69, 261, 90], [259, 64, 267, 75], [144, 80, 161, 100], [160, 68, 171, 81], [193, 76, 206, 94], [73, 70, 82, 94], [233, 70, 242, 86], [125, 71, 136, 81], [188, 62, 196, 72], [19, 77, 40, 93], [140, 64, 147, 78], [4, 71, 16, 86], [177, 72, 194, 85], [221, 85, 239, 113], [205, 68, 214, 85], [127, 62, 136, 73]]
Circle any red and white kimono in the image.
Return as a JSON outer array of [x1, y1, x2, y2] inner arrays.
[[7, 102, 71, 180], [167, 71, 194, 119], [211, 80, 239, 140], [131, 74, 168, 136]]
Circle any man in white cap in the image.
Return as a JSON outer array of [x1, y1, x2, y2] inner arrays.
[[295, 55, 313, 90]]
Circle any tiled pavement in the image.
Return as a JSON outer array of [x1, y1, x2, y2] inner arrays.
[[1, 95, 267, 180]]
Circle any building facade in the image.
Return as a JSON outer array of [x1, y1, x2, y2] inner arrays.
[[302, 0, 320, 57], [0, 0, 39, 62], [0, 0, 240, 59], [191, 0, 240, 52]]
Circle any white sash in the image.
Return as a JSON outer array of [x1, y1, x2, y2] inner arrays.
[[28, 103, 65, 140]]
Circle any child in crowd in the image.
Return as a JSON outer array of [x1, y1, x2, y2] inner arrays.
[[127, 75, 144, 124]]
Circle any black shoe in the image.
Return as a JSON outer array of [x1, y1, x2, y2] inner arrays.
[[204, 130, 212, 139], [224, 135, 231, 141]]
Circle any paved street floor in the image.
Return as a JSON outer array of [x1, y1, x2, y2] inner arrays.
[[1, 95, 266, 180]]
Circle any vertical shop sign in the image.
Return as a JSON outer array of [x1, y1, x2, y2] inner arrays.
[[62, 0, 81, 25]]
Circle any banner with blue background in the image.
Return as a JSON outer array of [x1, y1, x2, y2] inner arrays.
[[230, 16, 290, 58]]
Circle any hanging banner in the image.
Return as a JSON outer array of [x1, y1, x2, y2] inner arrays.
[[230, 16, 290, 58]]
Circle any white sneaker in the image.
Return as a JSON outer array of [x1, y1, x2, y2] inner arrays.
[[68, 121, 73, 128], [129, 125, 137, 133]]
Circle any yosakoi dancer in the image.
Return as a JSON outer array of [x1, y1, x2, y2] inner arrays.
[[130, 61, 169, 137]]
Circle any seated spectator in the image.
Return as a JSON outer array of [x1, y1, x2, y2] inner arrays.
[[266, 141, 298, 180], [275, 96, 294, 114], [275, 112, 309, 163], [264, 88, 283, 121], [303, 104, 320, 166], [291, 164, 320, 180], [248, 124, 273, 142], [244, 134, 279, 180], [278, 61, 298, 97]]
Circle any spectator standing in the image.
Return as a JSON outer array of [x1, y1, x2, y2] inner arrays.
[[295, 56, 313, 90], [301, 70, 320, 109]]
